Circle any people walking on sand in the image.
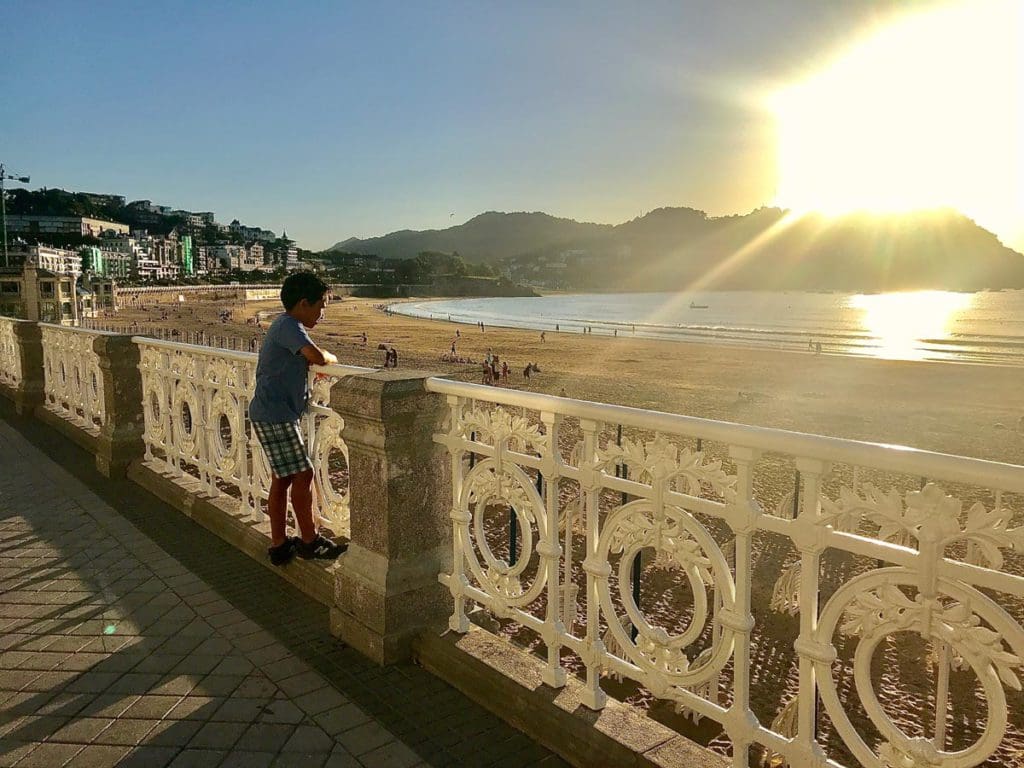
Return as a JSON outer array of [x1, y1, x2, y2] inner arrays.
[[815, 341, 822, 355], [555, 324, 559, 332], [523, 363, 531, 380], [389, 347, 399, 367], [248, 272, 345, 564], [451, 341, 457, 356], [491, 355, 500, 384], [501, 360, 509, 382], [808, 339, 814, 352], [541, 331, 546, 342], [483, 360, 494, 385]]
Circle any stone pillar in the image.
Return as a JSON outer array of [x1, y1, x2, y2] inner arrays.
[[92, 334, 144, 478], [5, 321, 44, 416], [329, 370, 453, 665]]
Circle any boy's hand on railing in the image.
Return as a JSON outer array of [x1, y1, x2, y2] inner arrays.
[[322, 350, 339, 366]]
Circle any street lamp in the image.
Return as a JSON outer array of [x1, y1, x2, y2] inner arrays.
[[1, 163, 32, 268]]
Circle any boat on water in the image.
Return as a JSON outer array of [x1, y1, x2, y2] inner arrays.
[[689, 301, 709, 309]]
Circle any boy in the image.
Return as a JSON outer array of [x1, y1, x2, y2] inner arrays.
[[249, 272, 346, 565]]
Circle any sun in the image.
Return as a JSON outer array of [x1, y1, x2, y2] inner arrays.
[[771, 0, 1022, 243]]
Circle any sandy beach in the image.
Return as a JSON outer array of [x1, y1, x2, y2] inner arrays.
[[109, 293, 1024, 466]]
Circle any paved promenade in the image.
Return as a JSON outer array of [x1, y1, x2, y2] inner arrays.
[[0, 414, 565, 768]]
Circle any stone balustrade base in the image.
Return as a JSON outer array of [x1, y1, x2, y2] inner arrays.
[[414, 625, 726, 768], [128, 458, 340, 607]]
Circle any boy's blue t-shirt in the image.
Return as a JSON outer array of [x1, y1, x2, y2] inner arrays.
[[249, 313, 313, 423]]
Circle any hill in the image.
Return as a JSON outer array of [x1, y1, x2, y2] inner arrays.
[[331, 206, 1024, 291]]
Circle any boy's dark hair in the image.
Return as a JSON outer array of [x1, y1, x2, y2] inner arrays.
[[280, 272, 330, 311]]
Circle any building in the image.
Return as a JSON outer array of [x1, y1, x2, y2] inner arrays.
[[0, 264, 78, 324], [243, 242, 264, 271], [213, 244, 246, 271], [80, 192, 126, 209], [5, 244, 81, 277], [5, 215, 130, 239]]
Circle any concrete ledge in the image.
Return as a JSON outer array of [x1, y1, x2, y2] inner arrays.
[[34, 405, 100, 456], [414, 626, 726, 768], [127, 459, 339, 607]]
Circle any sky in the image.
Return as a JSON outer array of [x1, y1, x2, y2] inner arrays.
[[2, 1, 1021, 252]]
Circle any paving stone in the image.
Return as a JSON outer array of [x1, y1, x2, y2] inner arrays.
[[336, 721, 395, 756], [139, 718, 202, 747], [217, 751, 277, 768], [210, 697, 272, 722], [0, 740, 37, 767], [232, 675, 277, 698], [14, 741, 83, 766], [272, 753, 330, 768], [187, 720, 246, 750], [324, 746, 362, 768], [120, 695, 182, 720], [165, 696, 221, 721], [258, 698, 305, 725], [63, 744, 131, 767], [167, 747, 227, 767], [47, 716, 113, 744], [282, 723, 335, 753], [358, 739, 422, 768], [235, 722, 296, 752], [117, 746, 182, 767], [193, 675, 243, 697], [90, 717, 157, 746], [278, 670, 333, 699], [315, 703, 372, 735]]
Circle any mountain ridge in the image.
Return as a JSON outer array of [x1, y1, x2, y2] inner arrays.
[[329, 206, 1024, 291]]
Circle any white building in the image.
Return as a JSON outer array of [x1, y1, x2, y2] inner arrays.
[[7, 244, 81, 277], [5, 214, 129, 238]]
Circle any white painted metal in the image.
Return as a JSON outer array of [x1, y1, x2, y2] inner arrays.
[[134, 337, 370, 536], [39, 324, 110, 434], [0, 317, 24, 389], [426, 376, 1024, 768]]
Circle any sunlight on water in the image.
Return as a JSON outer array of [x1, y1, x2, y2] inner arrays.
[[849, 291, 975, 361]]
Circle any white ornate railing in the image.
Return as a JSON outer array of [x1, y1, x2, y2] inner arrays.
[[40, 324, 108, 433], [0, 317, 24, 390], [135, 338, 369, 537], [427, 378, 1024, 768]]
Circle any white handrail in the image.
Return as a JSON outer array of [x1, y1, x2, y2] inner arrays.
[[425, 376, 1024, 492]]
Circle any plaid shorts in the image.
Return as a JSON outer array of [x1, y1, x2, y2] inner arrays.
[[252, 420, 313, 479]]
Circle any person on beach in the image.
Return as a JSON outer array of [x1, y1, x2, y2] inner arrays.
[[523, 363, 532, 379], [389, 347, 399, 367], [541, 331, 546, 342], [501, 360, 509, 382], [249, 273, 346, 565], [483, 360, 493, 385]]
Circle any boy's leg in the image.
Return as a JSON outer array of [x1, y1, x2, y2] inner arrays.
[[289, 468, 318, 543], [267, 475, 293, 547]]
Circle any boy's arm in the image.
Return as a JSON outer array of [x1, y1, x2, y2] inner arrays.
[[299, 344, 338, 366]]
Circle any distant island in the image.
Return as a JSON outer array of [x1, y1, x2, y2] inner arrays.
[[331, 207, 1024, 292]]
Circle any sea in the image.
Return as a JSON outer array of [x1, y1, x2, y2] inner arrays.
[[389, 290, 1024, 366]]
